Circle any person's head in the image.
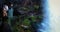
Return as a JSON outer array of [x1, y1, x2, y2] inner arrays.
[[11, 3, 13, 6], [7, 2, 13, 7]]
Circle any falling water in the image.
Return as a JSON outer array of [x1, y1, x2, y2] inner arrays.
[[49, 0, 60, 32], [37, 0, 50, 32]]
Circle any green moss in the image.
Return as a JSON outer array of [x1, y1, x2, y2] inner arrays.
[[23, 19, 30, 26]]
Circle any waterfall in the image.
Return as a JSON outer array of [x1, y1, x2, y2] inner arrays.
[[49, 0, 60, 32], [37, 0, 50, 32]]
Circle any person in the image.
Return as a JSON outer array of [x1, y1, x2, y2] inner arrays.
[[7, 2, 14, 32], [8, 2, 13, 24], [1, 4, 12, 32], [2, 4, 8, 25]]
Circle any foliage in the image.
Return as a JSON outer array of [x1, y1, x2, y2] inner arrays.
[[3, 0, 43, 32]]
